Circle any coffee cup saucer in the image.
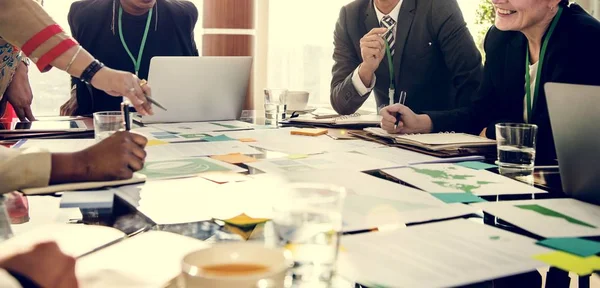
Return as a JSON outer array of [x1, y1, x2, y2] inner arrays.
[[288, 106, 317, 115]]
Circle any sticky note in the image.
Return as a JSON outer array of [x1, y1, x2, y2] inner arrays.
[[210, 153, 257, 164], [288, 154, 309, 159], [455, 161, 498, 170], [203, 135, 236, 142], [431, 193, 487, 204], [221, 213, 270, 228], [537, 238, 600, 257], [291, 128, 329, 136], [238, 138, 257, 142], [146, 139, 168, 146], [533, 251, 600, 275]]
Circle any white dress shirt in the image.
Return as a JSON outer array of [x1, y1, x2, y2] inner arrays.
[[0, 145, 51, 194], [352, 0, 404, 96]]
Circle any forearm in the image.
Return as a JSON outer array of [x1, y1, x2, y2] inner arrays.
[[50, 45, 94, 78], [49, 152, 86, 185]]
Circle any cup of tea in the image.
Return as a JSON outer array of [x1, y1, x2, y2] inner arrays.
[[285, 91, 310, 112], [181, 242, 291, 288]]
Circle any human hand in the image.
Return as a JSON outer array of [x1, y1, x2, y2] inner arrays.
[[358, 27, 387, 83], [0, 242, 78, 288], [4, 61, 35, 121], [380, 104, 433, 134], [74, 131, 148, 181], [89, 67, 153, 115]]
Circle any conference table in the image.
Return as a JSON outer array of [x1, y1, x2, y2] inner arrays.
[[2, 118, 597, 288]]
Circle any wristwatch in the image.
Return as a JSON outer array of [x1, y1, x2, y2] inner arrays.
[[21, 56, 30, 66]]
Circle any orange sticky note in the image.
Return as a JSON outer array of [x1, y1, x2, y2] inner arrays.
[[210, 153, 257, 164], [221, 213, 270, 228], [238, 138, 257, 142], [291, 128, 329, 136]]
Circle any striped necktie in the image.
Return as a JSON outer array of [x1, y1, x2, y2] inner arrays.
[[381, 15, 396, 57]]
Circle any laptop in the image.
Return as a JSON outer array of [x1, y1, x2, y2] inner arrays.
[[136, 56, 253, 124], [545, 82, 600, 204]]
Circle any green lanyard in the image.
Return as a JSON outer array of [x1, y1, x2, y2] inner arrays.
[[525, 6, 563, 123], [384, 40, 395, 106], [118, 6, 153, 76]]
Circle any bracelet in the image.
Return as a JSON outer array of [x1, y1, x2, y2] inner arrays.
[[65, 46, 82, 73], [80, 60, 104, 84]]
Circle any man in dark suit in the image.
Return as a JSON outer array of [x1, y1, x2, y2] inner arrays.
[[330, 0, 483, 115], [61, 0, 199, 116]]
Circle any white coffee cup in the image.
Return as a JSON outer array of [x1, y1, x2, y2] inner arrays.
[[285, 91, 310, 111], [181, 242, 291, 288]]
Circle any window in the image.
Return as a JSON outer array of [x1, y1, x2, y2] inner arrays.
[[26, 0, 204, 117]]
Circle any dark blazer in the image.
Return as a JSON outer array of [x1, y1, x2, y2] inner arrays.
[[68, 0, 199, 115], [330, 0, 483, 115], [427, 4, 600, 164]]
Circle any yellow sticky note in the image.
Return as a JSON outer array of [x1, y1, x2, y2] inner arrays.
[[288, 154, 308, 160], [533, 251, 600, 276], [221, 213, 270, 228], [210, 153, 257, 164], [291, 128, 329, 136], [238, 138, 257, 142], [147, 139, 168, 146]]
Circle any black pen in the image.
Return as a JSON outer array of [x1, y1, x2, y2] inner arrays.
[[394, 91, 407, 130], [121, 102, 131, 131]]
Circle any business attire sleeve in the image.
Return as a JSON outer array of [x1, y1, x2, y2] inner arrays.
[[0, 0, 78, 72], [0, 146, 51, 194], [330, 7, 371, 115], [0, 270, 21, 288], [428, 0, 482, 108]]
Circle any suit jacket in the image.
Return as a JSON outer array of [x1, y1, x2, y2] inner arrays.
[[330, 0, 483, 115], [68, 0, 199, 115], [426, 4, 600, 164]]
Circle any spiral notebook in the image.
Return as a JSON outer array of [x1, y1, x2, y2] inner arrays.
[[364, 128, 496, 151], [287, 113, 381, 128]]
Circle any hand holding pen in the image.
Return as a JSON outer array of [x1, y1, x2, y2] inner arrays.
[[380, 91, 433, 134], [394, 91, 407, 130]]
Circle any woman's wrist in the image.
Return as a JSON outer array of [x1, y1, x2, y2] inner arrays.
[[416, 114, 434, 133]]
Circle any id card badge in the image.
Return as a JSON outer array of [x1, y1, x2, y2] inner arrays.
[[388, 88, 395, 107]]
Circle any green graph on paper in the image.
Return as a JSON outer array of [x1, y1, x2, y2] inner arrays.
[[516, 204, 597, 228], [410, 167, 495, 193], [210, 122, 240, 129]]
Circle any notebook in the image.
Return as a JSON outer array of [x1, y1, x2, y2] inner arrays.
[[286, 113, 381, 128], [19, 173, 147, 195], [364, 128, 496, 151]]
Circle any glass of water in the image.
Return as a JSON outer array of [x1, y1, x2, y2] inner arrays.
[[94, 111, 125, 141], [272, 183, 346, 287], [495, 123, 538, 169], [264, 89, 288, 127]]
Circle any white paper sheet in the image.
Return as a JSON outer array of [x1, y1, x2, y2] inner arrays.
[[17, 139, 96, 153], [149, 120, 253, 134], [247, 152, 401, 174], [145, 142, 262, 162], [338, 219, 551, 288], [471, 198, 600, 238], [354, 147, 485, 166], [76, 231, 209, 288], [282, 169, 478, 231], [382, 163, 546, 196], [0, 224, 125, 260]]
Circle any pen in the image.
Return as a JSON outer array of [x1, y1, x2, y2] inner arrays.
[[121, 102, 131, 131], [381, 22, 396, 39], [394, 91, 407, 130], [139, 80, 167, 111]]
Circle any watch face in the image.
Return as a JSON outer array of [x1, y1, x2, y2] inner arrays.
[[22, 57, 30, 66]]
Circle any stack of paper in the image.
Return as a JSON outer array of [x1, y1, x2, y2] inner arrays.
[[338, 219, 551, 287], [382, 164, 546, 196], [471, 199, 600, 238], [353, 147, 484, 166], [144, 141, 262, 162]]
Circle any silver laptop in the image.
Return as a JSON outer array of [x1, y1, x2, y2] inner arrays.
[[545, 82, 600, 204], [136, 56, 252, 124]]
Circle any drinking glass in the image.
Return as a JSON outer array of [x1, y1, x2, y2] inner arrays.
[[272, 183, 346, 287], [495, 123, 538, 169], [264, 89, 288, 128], [94, 111, 125, 141]]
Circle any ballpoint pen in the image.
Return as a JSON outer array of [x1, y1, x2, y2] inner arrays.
[[139, 79, 167, 111], [394, 91, 407, 130], [121, 102, 131, 131]]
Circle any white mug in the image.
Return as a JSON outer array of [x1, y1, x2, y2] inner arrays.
[[181, 242, 291, 288]]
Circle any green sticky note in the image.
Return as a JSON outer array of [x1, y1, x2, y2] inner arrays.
[[538, 238, 600, 257], [203, 135, 236, 142], [533, 251, 600, 276], [431, 193, 487, 204], [455, 161, 498, 170]]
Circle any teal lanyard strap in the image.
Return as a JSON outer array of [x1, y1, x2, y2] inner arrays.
[[525, 6, 563, 122], [384, 40, 395, 90], [118, 6, 153, 76]]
